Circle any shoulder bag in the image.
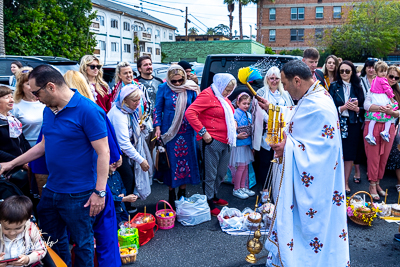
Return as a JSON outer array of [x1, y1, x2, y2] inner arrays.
[[155, 138, 170, 172]]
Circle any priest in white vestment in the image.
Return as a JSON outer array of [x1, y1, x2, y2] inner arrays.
[[265, 60, 350, 267]]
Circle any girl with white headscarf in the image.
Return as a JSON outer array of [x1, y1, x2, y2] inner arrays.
[[108, 83, 153, 201], [153, 65, 201, 206], [252, 67, 294, 188], [185, 73, 237, 217]]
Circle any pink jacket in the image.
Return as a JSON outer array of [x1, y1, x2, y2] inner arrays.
[[370, 76, 395, 98]]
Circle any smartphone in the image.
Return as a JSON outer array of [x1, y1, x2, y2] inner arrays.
[[0, 257, 19, 263], [350, 98, 357, 102]]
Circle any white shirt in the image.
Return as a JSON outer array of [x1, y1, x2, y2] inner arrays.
[[339, 81, 351, 117], [11, 100, 45, 147], [107, 106, 145, 164]]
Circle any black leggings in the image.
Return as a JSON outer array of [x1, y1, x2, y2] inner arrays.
[[116, 154, 136, 196]]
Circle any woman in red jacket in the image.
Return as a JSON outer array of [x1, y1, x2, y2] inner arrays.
[[80, 55, 115, 113], [185, 73, 237, 216]]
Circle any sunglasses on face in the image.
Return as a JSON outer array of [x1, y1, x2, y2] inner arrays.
[[87, 65, 102, 70], [171, 78, 184, 84], [340, 69, 351, 74], [389, 75, 400, 81], [32, 82, 48, 97]]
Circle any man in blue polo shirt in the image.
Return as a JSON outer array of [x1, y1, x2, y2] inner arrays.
[[0, 65, 110, 267]]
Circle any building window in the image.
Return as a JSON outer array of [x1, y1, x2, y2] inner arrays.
[[291, 7, 304, 20], [156, 48, 161, 55], [124, 44, 131, 53], [214, 38, 220, 41], [315, 28, 323, 39], [290, 29, 304, 42], [147, 28, 152, 34], [333, 6, 342, 19], [98, 40, 106, 50], [96, 15, 105, 26], [155, 29, 160, 38], [123, 22, 130, 31], [111, 19, 118, 29], [140, 45, 144, 52], [111, 42, 118, 52], [269, 29, 276, 42], [269, 8, 276, 20], [147, 47, 152, 54], [164, 31, 166, 39], [133, 25, 138, 31], [169, 33, 173, 40], [316, 7, 324, 19]]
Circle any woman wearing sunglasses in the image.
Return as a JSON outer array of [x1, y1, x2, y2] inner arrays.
[[153, 65, 200, 207], [384, 66, 400, 193], [252, 66, 293, 188], [80, 55, 115, 113], [329, 61, 365, 195]]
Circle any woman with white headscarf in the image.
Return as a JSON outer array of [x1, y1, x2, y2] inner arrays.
[[185, 73, 237, 217], [108, 82, 152, 204], [252, 67, 294, 187], [153, 65, 201, 206]]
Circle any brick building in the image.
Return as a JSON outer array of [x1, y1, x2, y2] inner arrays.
[[256, 0, 363, 53]]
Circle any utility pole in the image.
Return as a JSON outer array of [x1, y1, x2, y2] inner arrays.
[[185, 7, 188, 41]]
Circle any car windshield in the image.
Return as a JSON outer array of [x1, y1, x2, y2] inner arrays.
[[52, 64, 80, 75]]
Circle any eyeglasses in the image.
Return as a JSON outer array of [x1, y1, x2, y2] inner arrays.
[[340, 69, 351, 74], [388, 75, 400, 81], [171, 78, 184, 84], [87, 65, 102, 70], [269, 77, 280, 81], [32, 82, 48, 97]]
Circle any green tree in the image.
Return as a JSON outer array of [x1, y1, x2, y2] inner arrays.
[[324, 0, 400, 62], [206, 28, 215, 35], [188, 27, 198, 35], [224, 0, 259, 40], [4, 0, 97, 60], [290, 48, 303, 57], [214, 24, 230, 36], [265, 46, 275, 54]]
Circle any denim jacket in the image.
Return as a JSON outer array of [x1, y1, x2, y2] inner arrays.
[[107, 171, 126, 213], [235, 108, 252, 147]]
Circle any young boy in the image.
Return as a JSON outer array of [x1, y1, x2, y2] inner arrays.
[[107, 162, 138, 225], [0, 196, 46, 267]]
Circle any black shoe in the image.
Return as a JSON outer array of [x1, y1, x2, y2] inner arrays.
[[168, 189, 176, 210], [177, 188, 186, 200], [128, 207, 137, 214]]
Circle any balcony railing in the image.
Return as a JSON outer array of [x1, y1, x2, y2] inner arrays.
[[134, 31, 152, 42]]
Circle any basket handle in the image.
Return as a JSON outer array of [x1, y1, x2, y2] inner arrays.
[[349, 191, 373, 204], [156, 199, 174, 212]]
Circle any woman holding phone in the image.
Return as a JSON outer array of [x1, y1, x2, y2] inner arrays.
[[329, 61, 365, 194]]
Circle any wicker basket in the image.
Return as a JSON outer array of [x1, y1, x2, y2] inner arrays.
[[348, 191, 376, 226], [120, 244, 138, 265], [155, 200, 176, 230]]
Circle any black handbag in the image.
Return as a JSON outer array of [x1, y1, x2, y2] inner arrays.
[[155, 139, 170, 172], [6, 168, 30, 195]]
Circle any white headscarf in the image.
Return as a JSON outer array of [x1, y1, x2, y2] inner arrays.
[[210, 73, 237, 146], [162, 65, 200, 144]]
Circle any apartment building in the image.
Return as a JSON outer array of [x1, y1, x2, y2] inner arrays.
[[91, 0, 176, 64], [256, 0, 363, 52]]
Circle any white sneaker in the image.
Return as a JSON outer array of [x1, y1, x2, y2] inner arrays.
[[241, 188, 255, 196], [365, 134, 376, 145], [233, 188, 249, 199], [380, 131, 390, 142]]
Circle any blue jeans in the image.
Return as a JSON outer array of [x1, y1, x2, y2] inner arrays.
[[37, 188, 95, 267]]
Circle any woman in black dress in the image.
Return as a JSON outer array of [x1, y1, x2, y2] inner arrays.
[[329, 61, 365, 194]]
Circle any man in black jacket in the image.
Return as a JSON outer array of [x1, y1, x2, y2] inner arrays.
[[302, 48, 326, 88]]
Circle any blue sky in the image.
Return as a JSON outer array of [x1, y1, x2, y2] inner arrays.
[[112, 0, 258, 36]]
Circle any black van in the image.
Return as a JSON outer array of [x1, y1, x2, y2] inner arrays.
[[200, 54, 302, 100]]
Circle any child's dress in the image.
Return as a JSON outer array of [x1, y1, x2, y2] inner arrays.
[[229, 108, 254, 185], [365, 76, 398, 122]]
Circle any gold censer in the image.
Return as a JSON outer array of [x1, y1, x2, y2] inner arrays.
[[265, 104, 285, 163]]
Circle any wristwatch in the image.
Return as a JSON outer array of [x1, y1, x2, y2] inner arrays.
[[93, 189, 106, 198]]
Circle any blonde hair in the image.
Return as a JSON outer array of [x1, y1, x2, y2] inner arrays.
[[79, 55, 108, 97], [14, 66, 33, 103], [64, 70, 95, 102], [264, 67, 285, 95], [226, 79, 237, 89], [374, 60, 388, 73], [122, 89, 143, 107], [114, 61, 132, 84], [168, 68, 185, 80]]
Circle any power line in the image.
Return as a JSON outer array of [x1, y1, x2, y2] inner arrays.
[[189, 14, 209, 29], [109, 0, 184, 18], [190, 21, 207, 33], [139, 0, 184, 12]]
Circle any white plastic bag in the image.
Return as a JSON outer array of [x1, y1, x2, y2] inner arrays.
[[175, 194, 211, 226], [217, 207, 244, 230]]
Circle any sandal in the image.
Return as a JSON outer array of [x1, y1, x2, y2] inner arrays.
[[369, 183, 380, 201], [396, 184, 400, 192], [353, 177, 361, 184], [376, 182, 387, 197]]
